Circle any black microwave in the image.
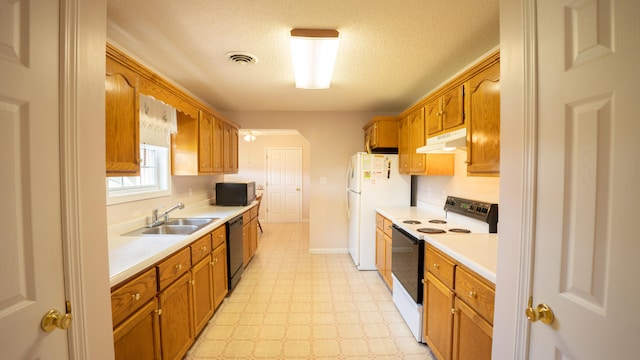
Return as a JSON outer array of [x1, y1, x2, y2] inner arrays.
[[215, 181, 256, 206]]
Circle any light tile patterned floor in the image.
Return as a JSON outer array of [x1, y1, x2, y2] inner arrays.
[[185, 222, 434, 360]]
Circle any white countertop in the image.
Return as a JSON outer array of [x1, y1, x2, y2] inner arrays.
[[108, 202, 256, 287], [376, 206, 498, 284]]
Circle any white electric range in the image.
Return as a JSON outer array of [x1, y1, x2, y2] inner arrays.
[[388, 196, 498, 342]]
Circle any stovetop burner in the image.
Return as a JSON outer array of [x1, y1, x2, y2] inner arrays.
[[403, 220, 422, 224], [448, 228, 471, 233], [428, 219, 447, 224], [417, 228, 447, 234]]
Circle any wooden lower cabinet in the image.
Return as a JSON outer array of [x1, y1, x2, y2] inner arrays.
[[375, 213, 393, 289], [112, 224, 230, 359], [424, 272, 455, 360], [212, 242, 228, 309], [192, 255, 214, 335], [242, 207, 259, 266], [452, 297, 493, 360], [158, 272, 194, 360], [423, 246, 495, 360], [113, 298, 161, 360]]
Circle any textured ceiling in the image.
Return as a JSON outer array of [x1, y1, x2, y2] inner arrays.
[[106, 0, 499, 113]]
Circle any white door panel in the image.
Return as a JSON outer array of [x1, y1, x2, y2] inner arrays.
[[266, 148, 302, 222], [0, 0, 69, 358], [530, 0, 640, 358]]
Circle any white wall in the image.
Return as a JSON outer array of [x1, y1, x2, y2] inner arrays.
[[225, 132, 311, 221], [106, 175, 222, 225], [415, 151, 500, 207], [224, 111, 379, 252]]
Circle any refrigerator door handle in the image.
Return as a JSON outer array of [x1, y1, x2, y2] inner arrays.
[[346, 189, 351, 218], [345, 158, 353, 218]]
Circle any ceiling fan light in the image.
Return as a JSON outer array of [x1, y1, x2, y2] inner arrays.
[[289, 29, 340, 89]]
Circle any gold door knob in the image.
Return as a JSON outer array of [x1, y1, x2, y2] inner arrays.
[[41, 309, 73, 332], [525, 297, 555, 325]]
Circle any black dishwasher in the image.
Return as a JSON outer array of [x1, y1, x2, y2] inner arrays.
[[226, 215, 244, 292]]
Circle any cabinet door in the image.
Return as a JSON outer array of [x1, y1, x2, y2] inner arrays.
[[212, 117, 224, 173], [408, 108, 426, 173], [191, 255, 214, 335], [113, 298, 161, 360], [398, 116, 410, 174], [212, 243, 228, 309], [223, 124, 239, 173], [442, 86, 465, 131], [424, 272, 455, 360], [425, 97, 443, 136], [105, 68, 139, 176], [466, 62, 500, 176], [242, 223, 250, 266], [383, 234, 393, 289], [250, 217, 258, 258], [158, 272, 194, 360], [452, 297, 493, 360], [198, 111, 214, 173], [375, 228, 385, 275]]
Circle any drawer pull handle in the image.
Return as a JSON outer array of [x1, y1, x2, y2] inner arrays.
[[433, 263, 440, 269], [469, 291, 477, 298], [175, 264, 182, 271], [201, 246, 207, 252], [132, 293, 140, 301]]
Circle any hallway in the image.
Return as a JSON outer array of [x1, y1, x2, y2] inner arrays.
[[185, 222, 433, 359]]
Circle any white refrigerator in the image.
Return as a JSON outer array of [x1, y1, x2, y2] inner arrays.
[[346, 153, 411, 270]]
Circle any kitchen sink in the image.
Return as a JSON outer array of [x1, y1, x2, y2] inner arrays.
[[122, 218, 219, 236], [164, 218, 218, 226]]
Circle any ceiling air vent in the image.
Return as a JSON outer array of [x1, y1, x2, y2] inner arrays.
[[226, 52, 257, 65]]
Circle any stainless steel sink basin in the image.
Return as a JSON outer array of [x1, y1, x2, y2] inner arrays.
[[165, 218, 218, 226], [122, 218, 219, 236]]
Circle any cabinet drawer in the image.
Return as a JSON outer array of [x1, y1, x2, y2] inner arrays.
[[383, 218, 393, 238], [211, 225, 226, 248], [190, 233, 212, 264], [250, 205, 258, 219], [242, 210, 251, 225], [111, 267, 157, 327], [375, 213, 384, 230], [157, 247, 191, 291], [425, 246, 455, 289], [455, 267, 495, 324]]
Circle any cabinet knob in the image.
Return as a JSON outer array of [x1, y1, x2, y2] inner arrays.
[[132, 293, 140, 301], [468, 291, 477, 299], [433, 263, 440, 269], [201, 246, 207, 252], [175, 264, 182, 271], [451, 308, 459, 315]]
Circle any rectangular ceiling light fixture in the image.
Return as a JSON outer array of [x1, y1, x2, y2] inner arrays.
[[290, 29, 340, 89]]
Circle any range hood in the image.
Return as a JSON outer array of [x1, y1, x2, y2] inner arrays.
[[416, 127, 467, 153]]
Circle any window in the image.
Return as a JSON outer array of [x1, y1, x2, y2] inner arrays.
[[107, 144, 170, 204]]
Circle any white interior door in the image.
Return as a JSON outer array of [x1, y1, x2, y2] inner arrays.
[[0, 0, 70, 358], [530, 0, 640, 358], [266, 147, 302, 222]]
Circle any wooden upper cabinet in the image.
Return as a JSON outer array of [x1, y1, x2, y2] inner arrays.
[[409, 107, 426, 173], [105, 57, 140, 176], [212, 118, 224, 173], [171, 112, 198, 175], [466, 61, 500, 176], [407, 108, 455, 176], [223, 124, 238, 174], [398, 115, 410, 174], [198, 110, 214, 173], [363, 116, 398, 153], [427, 86, 465, 137]]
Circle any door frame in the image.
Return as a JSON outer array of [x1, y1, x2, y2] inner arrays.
[[61, 0, 113, 358], [495, 0, 538, 358], [265, 147, 303, 222]]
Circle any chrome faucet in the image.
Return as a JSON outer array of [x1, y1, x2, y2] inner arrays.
[[149, 202, 185, 227]]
